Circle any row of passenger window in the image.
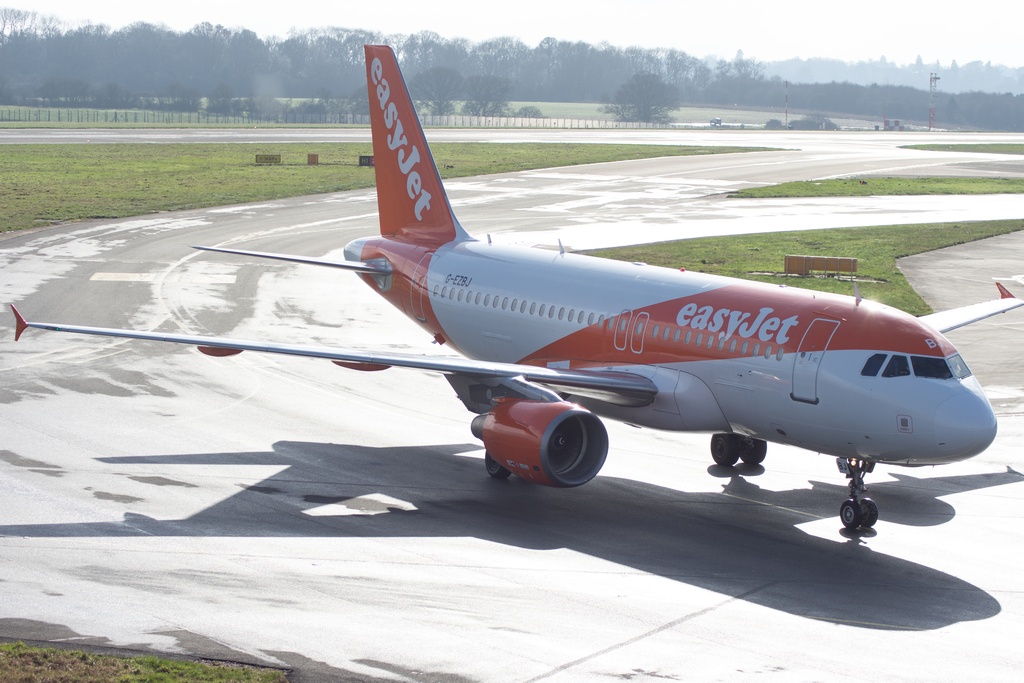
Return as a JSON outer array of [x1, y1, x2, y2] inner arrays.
[[860, 352, 971, 379], [434, 284, 785, 362], [435, 284, 608, 327], [647, 322, 786, 361]]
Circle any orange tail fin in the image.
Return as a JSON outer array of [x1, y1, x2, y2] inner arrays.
[[365, 45, 469, 244]]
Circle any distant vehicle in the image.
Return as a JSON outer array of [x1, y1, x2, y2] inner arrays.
[[710, 117, 723, 127], [12, 45, 1023, 532]]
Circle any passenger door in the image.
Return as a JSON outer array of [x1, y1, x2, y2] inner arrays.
[[791, 319, 841, 404]]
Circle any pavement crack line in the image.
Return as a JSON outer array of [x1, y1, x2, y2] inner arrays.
[[525, 581, 779, 682]]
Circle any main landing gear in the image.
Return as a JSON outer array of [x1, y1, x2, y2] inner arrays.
[[484, 452, 512, 479], [837, 457, 878, 531], [710, 433, 767, 467]]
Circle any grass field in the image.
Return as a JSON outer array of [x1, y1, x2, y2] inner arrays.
[[592, 140, 1024, 311], [0, 641, 287, 683], [726, 144, 1024, 198], [4, 141, 1023, 317], [729, 177, 1024, 198], [587, 219, 1024, 315], [904, 143, 1024, 155], [0, 142, 766, 233]]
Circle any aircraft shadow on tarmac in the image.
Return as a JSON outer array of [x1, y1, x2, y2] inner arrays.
[[3, 440, 1019, 631]]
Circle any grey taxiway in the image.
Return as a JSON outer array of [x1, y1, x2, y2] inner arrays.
[[2, 130, 1023, 681]]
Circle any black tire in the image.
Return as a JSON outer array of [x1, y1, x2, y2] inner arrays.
[[860, 498, 879, 528], [710, 433, 740, 467], [840, 499, 863, 530], [484, 452, 512, 479], [739, 438, 768, 465]]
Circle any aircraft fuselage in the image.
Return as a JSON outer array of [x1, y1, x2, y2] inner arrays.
[[349, 236, 998, 467]]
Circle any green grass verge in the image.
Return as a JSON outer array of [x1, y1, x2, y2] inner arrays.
[[728, 176, 1024, 199], [903, 143, 1024, 155], [1, 143, 766, 232], [586, 219, 1024, 316], [0, 641, 287, 682]]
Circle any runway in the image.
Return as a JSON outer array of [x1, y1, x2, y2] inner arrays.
[[2, 129, 1024, 681]]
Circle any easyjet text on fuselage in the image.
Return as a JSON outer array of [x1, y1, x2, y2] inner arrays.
[[676, 302, 800, 345]]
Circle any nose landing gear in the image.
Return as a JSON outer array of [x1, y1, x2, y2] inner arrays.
[[837, 457, 878, 530]]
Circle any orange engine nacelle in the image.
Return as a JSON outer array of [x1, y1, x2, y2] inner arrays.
[[471, 399, 609, 487]]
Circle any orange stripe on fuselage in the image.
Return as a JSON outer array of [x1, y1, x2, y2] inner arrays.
[[520, 281, 956, 368]]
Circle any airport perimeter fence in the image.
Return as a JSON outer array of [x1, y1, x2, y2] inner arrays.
[[0, 108, 672, 129]]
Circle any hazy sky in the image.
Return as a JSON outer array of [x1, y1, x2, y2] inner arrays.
[[23, 0, 1024, 68]]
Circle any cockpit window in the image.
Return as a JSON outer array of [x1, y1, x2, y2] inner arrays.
[[881, 354, 910, 378], [860, 353, 887, 377], [867, 353, 971, 380], [912, 355, 954, 379], [946, 354, 973, 379]]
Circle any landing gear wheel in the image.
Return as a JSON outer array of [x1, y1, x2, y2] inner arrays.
[[836, 458, 878, 530], [840, 499, 863, 530], [710, 433, 740, 467], [739, 438, 767, 465], [484, 452, 512, 479], [860, 498, 879, 528]]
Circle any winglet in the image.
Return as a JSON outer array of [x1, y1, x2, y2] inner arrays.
[[997, 282, 1015, 299], [11, 305, 28, 342]]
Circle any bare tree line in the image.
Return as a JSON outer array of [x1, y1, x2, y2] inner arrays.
[[1, 7, 1022, 130]]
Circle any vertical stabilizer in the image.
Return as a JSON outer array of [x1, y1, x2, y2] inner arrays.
[[365, 45, 470, 244]]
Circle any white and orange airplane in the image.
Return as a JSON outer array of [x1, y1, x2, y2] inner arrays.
[[12, 45, 1023, 530]]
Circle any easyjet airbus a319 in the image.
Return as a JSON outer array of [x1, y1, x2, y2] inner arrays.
[[13, 45, 1023, 531]]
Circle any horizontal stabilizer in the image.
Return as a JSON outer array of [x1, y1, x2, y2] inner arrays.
[[919, 283, 1023, 333], [193, 245, 391, 274]]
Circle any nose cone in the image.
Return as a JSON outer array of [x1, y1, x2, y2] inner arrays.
[[934, 383, 997, 461]]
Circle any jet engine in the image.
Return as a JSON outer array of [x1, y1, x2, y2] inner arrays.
[[471, 399, 609, 487]]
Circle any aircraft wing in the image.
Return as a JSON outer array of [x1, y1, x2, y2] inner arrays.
[[919, 283, 1023, 334], [10, 306, 657, 407]]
